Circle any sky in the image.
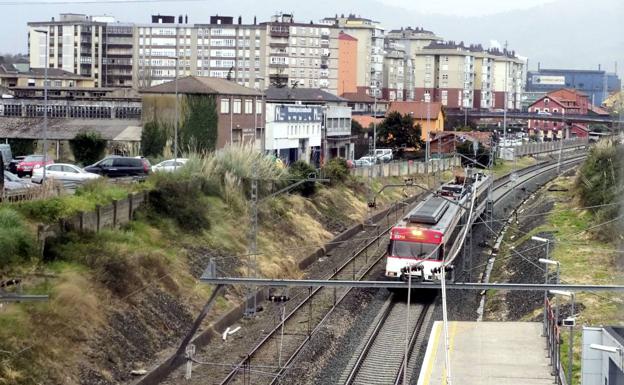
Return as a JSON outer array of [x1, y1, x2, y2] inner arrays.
[[0, 0, 622, 76]]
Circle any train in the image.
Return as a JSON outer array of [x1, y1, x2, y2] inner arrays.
[[385, 169, 491, 282]]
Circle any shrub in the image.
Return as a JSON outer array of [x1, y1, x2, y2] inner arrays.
[[141, 121, 168, 158], [322, 158, 350, 185], [148, 178, 210, 232], [180, 94, 218, 153], [289, 160, 317, 196], [7, 139, 35, 157], [70, 131, 107, 166], [0, 207, 35, 265]]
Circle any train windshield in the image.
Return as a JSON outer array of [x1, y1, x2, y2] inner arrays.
[[391, 241, 440, 259]]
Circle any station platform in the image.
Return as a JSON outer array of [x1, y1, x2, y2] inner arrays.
[[417, 322, 554, 385]]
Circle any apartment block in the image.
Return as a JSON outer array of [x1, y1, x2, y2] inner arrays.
[[134, 15, 266, 89], [262, 14, 339, 94], [28, 14, 133, 88], [413, 42, 525, 110], [28, 14, 105, 86], [321, 14, 384, 97]]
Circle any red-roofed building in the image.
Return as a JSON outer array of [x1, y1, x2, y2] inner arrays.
[[387, 101, 444, 140], [429, 131, 493, 155], [527, 88, 591, 139]]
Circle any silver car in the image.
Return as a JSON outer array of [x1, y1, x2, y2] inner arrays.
[[32, 163, 101, 187]]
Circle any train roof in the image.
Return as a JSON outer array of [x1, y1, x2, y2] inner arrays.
[[408, 197, 449, 224]]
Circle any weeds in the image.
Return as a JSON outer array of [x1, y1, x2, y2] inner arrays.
[[0, 207, 35, 266]]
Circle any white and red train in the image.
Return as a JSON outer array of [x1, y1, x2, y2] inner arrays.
[[385, 170, 490, 281]]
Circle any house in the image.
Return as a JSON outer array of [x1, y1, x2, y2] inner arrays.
[[264, 87, 353, 165], [527, 88, 592, 139], [386, 101, 444, 140], [341, 90, 388, 115], [140, 76, 263, 149]]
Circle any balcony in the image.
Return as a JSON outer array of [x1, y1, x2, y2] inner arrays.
[[269, 41, 288, 48], [270, 27, 289, 38]]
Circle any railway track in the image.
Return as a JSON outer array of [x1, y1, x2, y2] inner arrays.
[[342, 295, 434, 385], [206, 151, 587, 385], [216, 205, 412, 385]]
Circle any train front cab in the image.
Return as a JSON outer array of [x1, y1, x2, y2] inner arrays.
[[384, 227, 444, 282]]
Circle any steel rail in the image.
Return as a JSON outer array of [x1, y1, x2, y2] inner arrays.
[[219, 206, 407, 385]]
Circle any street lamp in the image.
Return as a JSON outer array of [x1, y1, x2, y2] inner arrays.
[[550, 289, 575, 385], [533, 236, 552, 334], [590, 344, 621, 354], [166, 55, 179, 168], [539, 258, 560, 334], [34, 29, 49, 182]]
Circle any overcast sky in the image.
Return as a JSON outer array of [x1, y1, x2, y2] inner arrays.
[[1, 0, 622, 76]]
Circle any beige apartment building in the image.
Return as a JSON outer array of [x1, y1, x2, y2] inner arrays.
[[262, 14, 339, 94], [413, 41, 525, 110], [321, 14, 384, 97], [28, 14, 134, 88]]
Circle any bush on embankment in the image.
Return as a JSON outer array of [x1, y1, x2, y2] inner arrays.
[[574, 140, 624, 240]]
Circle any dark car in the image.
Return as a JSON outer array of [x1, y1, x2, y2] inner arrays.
[[8, 156, 25, 174], [84, 156, 150, 178]]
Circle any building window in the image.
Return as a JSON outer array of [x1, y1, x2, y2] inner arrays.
[[233, 99, 242, 114], [256, 100, 262, 115], [244, 99, 253, 114], [221, 98, 230, 114], [544, 98, 549, 105]]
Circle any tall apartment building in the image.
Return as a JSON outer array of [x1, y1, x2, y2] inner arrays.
[[321, 14, 384, 97], [28, 14, 133, 87], [261, 14, 339, 94], [413, 41, 525, 110], [134, 15, 266, 89], [337, 32, 357, 95]]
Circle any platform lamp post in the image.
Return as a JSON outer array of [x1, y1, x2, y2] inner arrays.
[[532, 235, 551, 334], [550, 290, 575, 385], [34, 29, 49, 182], [539, 258, 560, 326], [166, 55, 179, 169]]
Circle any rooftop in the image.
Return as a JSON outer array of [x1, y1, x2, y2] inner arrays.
[[0, 64, 89, 80], [387, 101, 443, 120], [0, 117, 141, 141], [338, 32, 357, 41], [140, 76, 261, 96], [265, 87, 346, 103], [341, 91, 388, 104]]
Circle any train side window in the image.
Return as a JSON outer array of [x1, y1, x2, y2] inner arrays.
[[387, 241, 393, 255]]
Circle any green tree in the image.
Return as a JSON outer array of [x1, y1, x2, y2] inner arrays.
[[141, 121, 167, 158], [289, 160, 317, 196], [180, 95, 218, 153], [351, 119, 366, 136], [377, 111, 423, 149], [322, 158, 350, 185], [70, 131, 107, 165], [7, 139, 35, 157]]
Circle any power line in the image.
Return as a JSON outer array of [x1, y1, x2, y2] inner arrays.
[[0, 0, 206, 4]]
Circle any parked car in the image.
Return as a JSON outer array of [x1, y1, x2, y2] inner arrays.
[[374, 148, 393, 162], [16, 155, 54, 177], [4, 171, 34, 191], [151, 158, 189, 173], [8, 156, 25, 174], [84, 156, 150, 178], [354, 156, 376, 167], [0, 144, 11, 169], [32, 163, 101, 186]]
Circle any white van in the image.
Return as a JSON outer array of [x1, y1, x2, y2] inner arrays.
[[374, 149, 393, 162]]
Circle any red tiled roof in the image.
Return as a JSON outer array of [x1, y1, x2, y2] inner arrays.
[[431, 131, 492, 147], [387, 101, 443, 120], [338, 32, 357, 41], [352, 115, 383, 128], [340, 91, 387, 104], [588, 104, 610, 116]]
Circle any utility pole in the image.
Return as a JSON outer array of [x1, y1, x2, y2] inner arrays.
[[245, 171, 259, 317], [426, 96, 431, 186], [34, 29, 49, 181], [174, 55, 179, 168]]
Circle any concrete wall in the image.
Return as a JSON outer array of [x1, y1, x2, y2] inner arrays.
[[37, 191, 148, 251], [350, 156, 461, 178], [500, 138, 588, 160]]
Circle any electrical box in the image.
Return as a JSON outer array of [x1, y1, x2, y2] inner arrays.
[[562, 317, 576, 327]]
